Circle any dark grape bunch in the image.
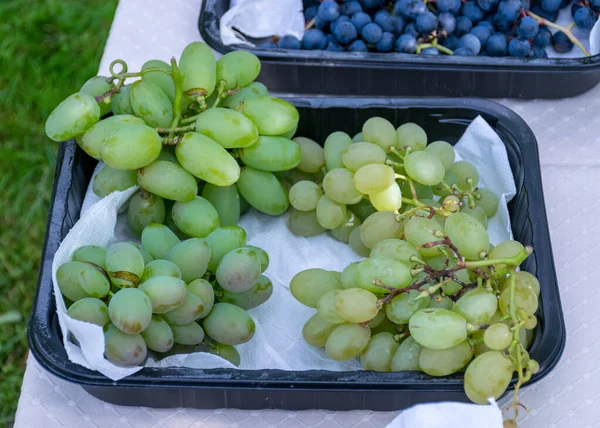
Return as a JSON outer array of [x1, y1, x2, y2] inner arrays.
[[262, 0, 591, 57], [284, 117, 540, 424], [57, 223, 272, 368]]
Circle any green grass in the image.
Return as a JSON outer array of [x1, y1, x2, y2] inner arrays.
[[0, 0, 117, 424]]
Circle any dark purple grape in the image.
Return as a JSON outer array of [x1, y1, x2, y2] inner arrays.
[[540, 0, 562, 12], [508, 37, 531, 57], [361, 22, 383, 43], [330, 15, 350, 33], [461, 1, 485, 23], [278, 35, 301, 49], [302, 29, 328, 50], [531, 3, 559, 21], [458, 33, 482, 54], [376, 32, 396, 51], [517, 16, 539, 38], [533, 27, 552, 47], [416, 11, 439, 33], [391, 16, 406, 37], [304, 6, 318, 21], [591, 0, 600, 12], [351, 12, 372, 31], [574, 7, 597, 29], [348, 39, 369, 51], [530, 45, 549, 57], [437, 0, 462, 14], [341, 1, 363, 16], [318, 0, 341, 22], [453, 47, 477, 55], [551, 31, 574, 53], [443, 34, 460, 50], [374, 10, 395, 32], [396, 34, 418, 53], [334, 21, 359, 44], [470, 25, 493, 46], [404, 22, 420, 38], [438, 12, 457, 34], [477, 0, 499, 11], [486, 34, 508, 56], [455, 16, 474, 36]]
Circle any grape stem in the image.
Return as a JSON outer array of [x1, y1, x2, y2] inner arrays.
[[407, 178, 420, 202], [211, 80, 227, 108], [180, 113, 201, 125], [527, 10, 590, 56], [156, 123, 195, 135], [386, 159, 405, 170], [168, 57, 183, 141], [416, 42, 454, 55], [507, 269, 525, 422]]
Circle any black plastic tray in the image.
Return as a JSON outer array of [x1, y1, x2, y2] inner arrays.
[[28, 97, 565, 410], [199, 0, 600, 99]]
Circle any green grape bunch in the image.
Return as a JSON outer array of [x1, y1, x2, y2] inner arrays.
[[58, 222, 273, 369], [45, 42, 301, 223], [288, 117, 540, 424]]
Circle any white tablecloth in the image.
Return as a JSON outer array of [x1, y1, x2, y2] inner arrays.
[[15, 1, 600, 426]]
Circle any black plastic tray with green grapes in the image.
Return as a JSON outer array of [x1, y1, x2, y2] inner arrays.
[[28, 97, 565, 410]]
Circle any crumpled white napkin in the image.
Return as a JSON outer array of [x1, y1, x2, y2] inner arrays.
[[54, 115, 515, 383], [220, 0, 304, 47]]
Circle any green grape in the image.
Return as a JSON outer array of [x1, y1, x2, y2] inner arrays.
[[104, 324, 147, 367], [206, 342, 241, 366], [450, 161, 480, 189], [282, 168, 315, 186], [316, 195, 347, 229], [240, 136, 302, 172], [424, 140, 455, 170], [67, 298, 109, 327], [460, 205, 488, 228], [201, 184, 241, 227], [353, 164, 395, 195], [369, 182, 402, 212], [341, 262, 360, 289], [356, 257, 412, 293], [499, 283, 538, 316], [130, 80, 173, 128], [329, 211, 361, 243], [386, 290, 430, 324], [236, 167, 289, 215], [396, 123, 427, 151], [500, 271, 540, 297], [80, 115, 145, 160], [323, 169, 362, 205], [293, 137, 325, 173], [195, 107, 259, 149], [127, 191, 166, 235], [139, 276, 188, 313], [405, 151, 445, 186], [290, 268, 343, 308], [289, 181, 323, 211], [110, 84, 134, 115], [317, 290, 345, 324], [240, 96, 299, 136], [92, 165, 137, 198], [141, 259, 182, 283], [188, 279, 215, 319], [216, 51, 261, 90], [419, 339, 473, 376], [432, 169, 459, 197], [404, 216, 444, 258], [353, 132, 364, 143], [348, 198, 377, 222], [464, 351, 514, 404], [176, 132, 240, 186], [471, 329, 491, 356], [205, 226, 248, 271], [179, 41, 216, 97], [141, 224, 181, 259], [45, 92, 100, 142], [409, 308, 467, 350], [108, 288, 153, 334], [162, 292, 205, 325], [362, 117, 397, 151], [325, 323, 371, 361], [203, 303, 255, 345], [391, 336, 422, 371], [80, 75, 113, 116], [141, 315, 174, 352], [302, 313, 338, 348], [288, 209, 326, 237], [444, 213, 490, 261], [105, 242, 145, 288], [370, 239, 420, 266], [171, 322, 205, 345], [524, 315, 538, 330], [222, 82, 269, 109], [366, 308, 387, 329], [453, 288, 498, 324], [400, 180, 434, 200], [489, 240, 524, 278], [360, 332, 399, 372], [483, 323, 512, 351], [348, 226, 370, 256], [474, 188, 499, 218], [165, 238, 211, 283], [138, 160, 199, 202], [428, 295, 453, 310], [100, 123, 162, 170], [335, 288, 380, 323], [138, 248, 154, 265], [360, 211, 403, 248], [243, 245, 269, 272], [342, 142, 387, 172], [220, 274, 273, 310], [171, 196, 220, 238], [216, 247, 262, 293], [324, 131, 353, 170], [72, 245, 106, 270], [142, 59, 175, 102], [426, 256, 469, 295]]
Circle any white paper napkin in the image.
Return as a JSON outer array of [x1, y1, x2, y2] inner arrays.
[[55, 115, 516, 382]]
